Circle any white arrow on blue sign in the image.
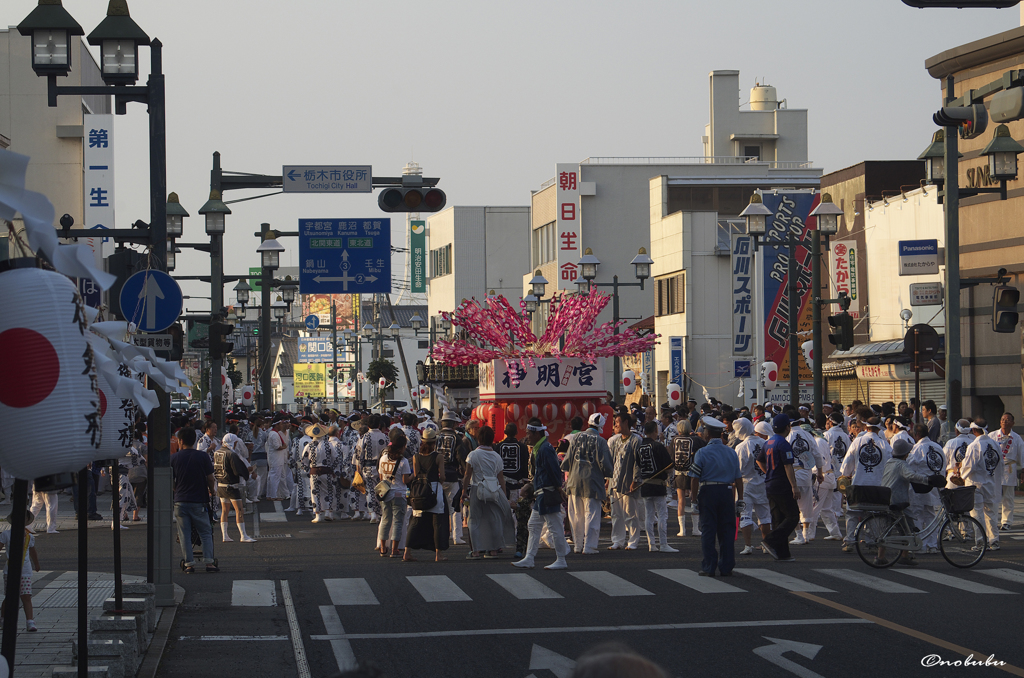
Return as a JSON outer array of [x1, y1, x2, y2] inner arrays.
[[119, 270, 183, 333], [305, 315, 320, 331]]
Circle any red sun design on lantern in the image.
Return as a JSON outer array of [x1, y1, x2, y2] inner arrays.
[[0, 328, 60, 408]]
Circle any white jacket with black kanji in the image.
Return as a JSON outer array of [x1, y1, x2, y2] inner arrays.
[[840, 431, 891, 486], [962, 434, 1002, 505]]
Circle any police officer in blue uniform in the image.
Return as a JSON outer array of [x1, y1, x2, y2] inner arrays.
[[688, 416, 744, 577]]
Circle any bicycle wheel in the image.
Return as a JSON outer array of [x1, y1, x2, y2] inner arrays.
[[855, 514, 905, 568], [940, 515, 986, 568]]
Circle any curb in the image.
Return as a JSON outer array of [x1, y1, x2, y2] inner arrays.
[[135, 583, 185, 678]]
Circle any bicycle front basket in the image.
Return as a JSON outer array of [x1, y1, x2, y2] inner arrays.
[[939, 486, 976, 514], [847, 485, 892, 510]]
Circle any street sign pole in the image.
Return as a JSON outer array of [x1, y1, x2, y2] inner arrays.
[[332, 299, 338, 405], [260, 223, 273, 410], [914, 327, 922, 426]]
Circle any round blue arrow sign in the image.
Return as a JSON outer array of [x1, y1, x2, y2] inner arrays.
[[119, 270, 183, 333], [305, 314, 320, 330]]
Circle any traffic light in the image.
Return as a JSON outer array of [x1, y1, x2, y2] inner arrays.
[[168, 323, 184, 361], [377, 187, 447, 213], [760, 362, 778, 389], [933, 104, 988, 140], [828, 313, 855, 351], [993, 285, 1020, 332], [209, 321, 235, 360]]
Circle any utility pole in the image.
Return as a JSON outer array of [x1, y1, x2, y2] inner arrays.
[[942, 75, 963, 425], [811, 227, 823, 420], [331, 298, 338, 405], [787, 231, 800, 406], [260, 222, 273, 410]]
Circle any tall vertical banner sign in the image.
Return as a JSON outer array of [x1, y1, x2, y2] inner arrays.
[[81, 114, 114, 308], [410, 220, 426, 294], [670, 337, 683, 386], [731, 234, 753, 355], [760, 192, 819, 384], [555, 163, 580, 290], [829, 240, 860, 318]]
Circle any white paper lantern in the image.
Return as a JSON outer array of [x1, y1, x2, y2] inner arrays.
[[0, 266, 101, 478], [378, 377, 386, 388], [667, 383, 682, 406], [95, 368, 135, 462], [241, 385, 254, 406], [622, 370, 636, 394], [801, 340, 815, 371]]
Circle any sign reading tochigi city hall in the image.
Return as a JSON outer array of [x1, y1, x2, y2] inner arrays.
[[283, 166, 372, 193], [299, 219, 391, 295]]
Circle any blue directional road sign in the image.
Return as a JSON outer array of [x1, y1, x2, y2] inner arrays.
[[299, 219, 391, 295], [283, 166, 372, 193], [119, 270, 183, 333], [305, 315, 320, 331]]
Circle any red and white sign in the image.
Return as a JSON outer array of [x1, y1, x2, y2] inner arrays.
[[622, 369, 636, 394], [667, 382, 682, 406], [555, 162, 580, 290], [241, 385, 254, 406], [830, 240, 861, 318]]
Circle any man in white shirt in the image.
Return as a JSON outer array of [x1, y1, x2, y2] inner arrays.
[[787, 421, 824, 545], [988, 412, 1024, 530], [809, 428, 842, 541], [735, 419, 771, 555], [963, 419, 1003, 549], [908, 423, 945, 554], [943, 419, 974, 489], [839, 417, 892, 552], [265, 417, 292, 501]]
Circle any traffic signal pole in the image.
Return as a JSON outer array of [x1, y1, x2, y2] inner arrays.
[[942, 75, 964, 425], [811, 227, 823, 421], [211, 155, 225, 430], [260, 223, 273, 410], [787, 232, 800, 406]]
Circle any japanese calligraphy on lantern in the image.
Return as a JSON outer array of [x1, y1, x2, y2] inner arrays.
[[829, 240, 860, 318], [478, 357, 606, 398], [555, 163, 581, 290], [731, 234, 753, 356]]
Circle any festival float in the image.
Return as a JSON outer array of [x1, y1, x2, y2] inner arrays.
[[430, 289, 659, 441]]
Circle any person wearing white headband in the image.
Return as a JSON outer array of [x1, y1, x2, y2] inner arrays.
[[988, 412, 1024, 531], [838, 417, 892, 553], [963, 418, 1003, 549], [907, 422, 945, 554], [735, 419, 772, 555], [608, 411, 645, 551], [560, 413, 614, 554], [808, 423, 843, 542], [942, 419, 974, 491], [786, 418, 825, 546]]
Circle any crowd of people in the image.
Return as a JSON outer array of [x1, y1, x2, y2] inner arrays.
[[158, 395, 1023, 576]]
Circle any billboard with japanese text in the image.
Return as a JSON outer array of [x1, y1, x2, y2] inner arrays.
[[555, 163, 581, 290], [479, 357, 606, 399], [293, 363, 326, 398], [830, 240, 861, 318], [760, 192, 819, 383], [301, 294, 356, 330], [731, 234, 753, 355]]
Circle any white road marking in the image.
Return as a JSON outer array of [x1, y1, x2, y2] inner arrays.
[[324, 578, 380, 606], [231, 580, 277, 607], [814, 569, 925, 594], [260, 501, 288, 523], [650, 569, 746, 594], [733, 569, 835, 593], [568, 571, 654, 597], [320, 605, 358, 673], [977, 568, 1024, 586], [896, 569, 1017, 594], [281, 580, 312, 678], [407, 575, 472, 602], [310, 617, 872, 640], [487, 574, 563, 600], [177, 635, 288, 641]]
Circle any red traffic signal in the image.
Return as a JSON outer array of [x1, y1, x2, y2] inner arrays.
[[378, 187, 447, 213]]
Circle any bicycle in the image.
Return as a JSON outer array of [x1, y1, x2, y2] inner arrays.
[[850, 485, 986, 569]]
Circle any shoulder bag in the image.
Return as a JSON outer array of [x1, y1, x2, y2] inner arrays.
[[374, 457, 401, 500]]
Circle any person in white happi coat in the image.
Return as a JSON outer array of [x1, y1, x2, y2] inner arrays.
[[286, 420, 312, 515], [786, 422, 824, 545], [808, 427, 842, 541], [962, 419, 1003, 549], [823, 413, 852, 529], [735, 419, 772, 555], [907, 423, 945, 553], [561, 413, 614, 554], [839, 417, 892, 551], [306, 424, 336, 523], [943, 419, 975, 490], [608, 412, 644, 550], [988, 412, 1024, 530], [356, 416, 391, 523], [265, 418, 293, 501]]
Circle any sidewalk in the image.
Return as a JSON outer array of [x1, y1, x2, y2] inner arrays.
[[5, 570, 182, 678]]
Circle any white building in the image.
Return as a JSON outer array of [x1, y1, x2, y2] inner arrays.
[[649, 71, 821, 407], [426, 205, 531, 332]]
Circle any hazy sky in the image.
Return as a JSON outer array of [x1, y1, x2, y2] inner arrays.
[[6, 0, 1019, 307]]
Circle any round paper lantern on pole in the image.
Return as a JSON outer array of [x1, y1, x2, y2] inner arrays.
[[0, 265, 101, 479], [241, 386, 254, 407], [94, 368, 135, 463], [667, 382, 682, 407], [801, 340, 815, 371], [622, 370, 636, 395], [378, 376, 386, 389], [562, 402, 576, 421]]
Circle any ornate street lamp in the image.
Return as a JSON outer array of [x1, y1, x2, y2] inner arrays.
[[17, 0, 84, 77], [165, 192, 188, 238], [739, 193, 771, 236], [257, 236, 284, 270], [810, 192, 843, 235], [86, 0, 150, 85], [234, 279, 251, 308], [198, 190, 230, 236], [981, 124, 1024, 181]]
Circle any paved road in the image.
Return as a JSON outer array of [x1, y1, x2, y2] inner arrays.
[[136, 502, 1024, 678]]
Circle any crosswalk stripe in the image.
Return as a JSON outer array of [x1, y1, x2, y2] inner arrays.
[[814, 569, 925, 594], [320, 606, 358, 673], [407, 575, 472, 602], [977, 568, 1024, 586], [231, 580, 277, 606], [650, 569, 745, 594], [487, 574, 563, 600], [732, 569, 835, 593], [895, 569, 1017, 594], [568, 571, 654, 597], [324, 578, 380, 606]]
